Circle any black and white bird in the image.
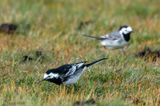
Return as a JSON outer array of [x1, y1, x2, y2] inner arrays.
[[43, 57, 107, 85], [83, 25, 133, 50]]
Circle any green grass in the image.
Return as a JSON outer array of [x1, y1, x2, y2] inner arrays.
[[0, 0, 160, 106]]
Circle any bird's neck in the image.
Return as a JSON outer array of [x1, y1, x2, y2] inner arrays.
[[122, 33, 131, 42]]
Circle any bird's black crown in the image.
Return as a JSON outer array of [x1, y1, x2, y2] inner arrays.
[[118, 25, 129, 31]]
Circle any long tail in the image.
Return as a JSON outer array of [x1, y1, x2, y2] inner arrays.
[[85, 57, 107, 67], [83, 34, 103, 40]]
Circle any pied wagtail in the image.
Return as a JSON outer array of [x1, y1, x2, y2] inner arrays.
[[42, 57, 107, 85], [83, 25, 133, 50]]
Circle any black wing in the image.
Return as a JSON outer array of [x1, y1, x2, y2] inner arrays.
[[46, 64, 73, 75], [47, 61, 86, 76], [62, 62, 86, 82]]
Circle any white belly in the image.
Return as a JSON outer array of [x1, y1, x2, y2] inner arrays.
[[100, 39, 128, 49]]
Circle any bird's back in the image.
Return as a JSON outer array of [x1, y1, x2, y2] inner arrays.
[[101, 31, 121, 40], [100, 31, 128, 49]]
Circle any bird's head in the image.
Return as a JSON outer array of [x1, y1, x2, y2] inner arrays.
[[43, 70, 59, 81], [119, 25, 133, 35]]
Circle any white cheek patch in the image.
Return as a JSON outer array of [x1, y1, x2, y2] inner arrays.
[[43, 73, 59, 79], [119, 29, 125, 35], [49, 73, 59, 78], [122, 28, 128, 34], [120, 27, 132, 35]]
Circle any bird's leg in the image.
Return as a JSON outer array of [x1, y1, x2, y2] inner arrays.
[[120, 48, 126, 55], [102, 46, 111, 55], [99, 46, 111, 56], [103, 46, 106, 49], [101, 46, 108, 52]]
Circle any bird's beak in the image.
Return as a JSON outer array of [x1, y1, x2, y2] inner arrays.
[[36, 73, 49, 84]]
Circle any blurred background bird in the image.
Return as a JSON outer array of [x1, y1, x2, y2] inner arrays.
[[83, 25, 133, 53]]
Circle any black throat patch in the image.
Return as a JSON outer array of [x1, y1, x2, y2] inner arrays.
[[46, 77, 63, 85], [122, 33, 131, 42]]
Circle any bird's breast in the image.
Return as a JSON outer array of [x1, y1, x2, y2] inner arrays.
[[47, 77, 63, 85], [100, 39, 128, 49]]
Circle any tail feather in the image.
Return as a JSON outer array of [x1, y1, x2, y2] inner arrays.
[[83, 34, 103, 40], [85, 57, 107, 67]]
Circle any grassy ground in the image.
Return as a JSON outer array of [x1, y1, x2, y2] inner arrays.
[[0, 0, 160, 106]]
